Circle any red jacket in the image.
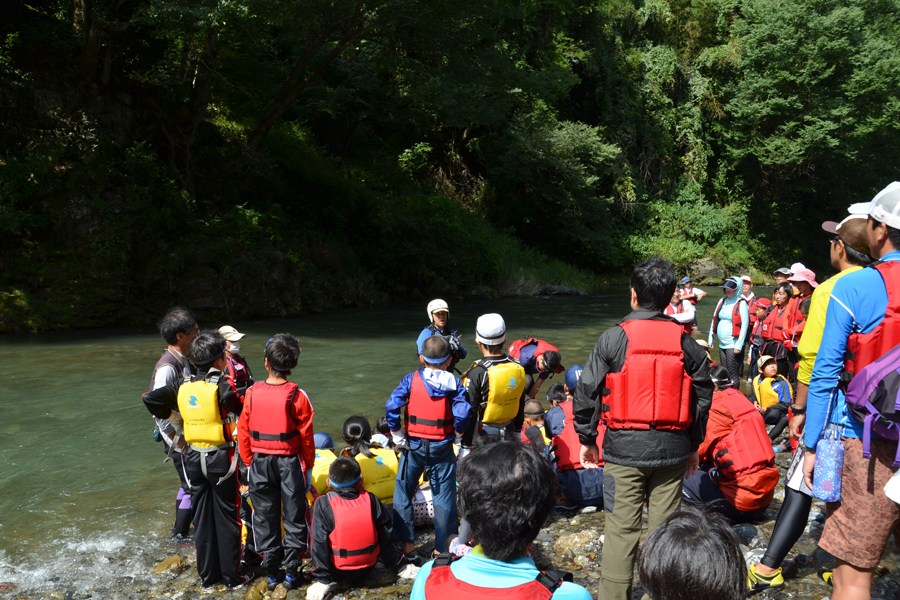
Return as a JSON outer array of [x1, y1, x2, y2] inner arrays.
[[237, 381, 316, 472], [699, 388, 779, 512]]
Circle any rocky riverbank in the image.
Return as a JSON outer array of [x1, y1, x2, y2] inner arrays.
[[7, 448, 900, 600]]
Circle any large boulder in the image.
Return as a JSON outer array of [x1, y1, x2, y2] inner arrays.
[[687, 258, 726, 284]]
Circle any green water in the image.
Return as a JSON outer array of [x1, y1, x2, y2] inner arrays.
[[0, 291, 734, 593]]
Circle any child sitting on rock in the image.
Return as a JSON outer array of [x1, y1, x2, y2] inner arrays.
[[307, 456, 418, 600]]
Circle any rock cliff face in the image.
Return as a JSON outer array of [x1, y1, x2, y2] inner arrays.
[[687, 258, 726, 285]]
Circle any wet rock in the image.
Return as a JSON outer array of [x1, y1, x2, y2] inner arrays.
[[469, 286, 496, 298], [553, 531, 598, 557], [0, 583, 16, 593], [732, 524, 758, 545], [41, 593, 65, 600], [580, 506, 597, 514], [153, 556, 188, 574], [270, 584, 288, 600], [539, 286, 586, 296], [245, 578, 267, 600]]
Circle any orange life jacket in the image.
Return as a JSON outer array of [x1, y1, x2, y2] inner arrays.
[[326, 492, 380, 570], [553, 401, 605, 471], [601, 320, 693, 431], [508, 338, 566, 374], [246, 382, 302, 455], [406, 370, 455, 440]]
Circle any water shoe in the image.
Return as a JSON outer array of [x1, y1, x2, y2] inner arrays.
[[748, 564, 784, 594]]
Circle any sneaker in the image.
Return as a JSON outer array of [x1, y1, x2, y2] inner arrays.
[[772, 440, 791, 454], [267, 574, 284, 591], [748, 564, 784, 594], [398, 550, 420, 567], [170, 533, 194, 547], [818, 569, 833, 586], [555, 493, 578, 511], [225, 574, 251, 589], [282, 571, 304, 591]]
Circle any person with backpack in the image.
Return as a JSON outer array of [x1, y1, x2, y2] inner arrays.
[[747, 210, 873, 593], [803, 182, 900, 600]]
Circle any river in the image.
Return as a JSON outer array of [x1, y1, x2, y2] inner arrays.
[[0, 290, 736, 596]]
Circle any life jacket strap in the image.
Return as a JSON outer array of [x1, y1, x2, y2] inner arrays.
[[408, 415, 452, 427], [432, 553, 459, 568], [332, 543, 379, 558], [250, 429, 299, 442]]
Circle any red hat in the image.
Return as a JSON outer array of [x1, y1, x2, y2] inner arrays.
[[754, 298, 772, 308]]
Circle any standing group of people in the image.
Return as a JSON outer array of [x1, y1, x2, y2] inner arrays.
[[140, 181, 900, 600]]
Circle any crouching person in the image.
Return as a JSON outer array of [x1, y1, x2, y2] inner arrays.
[[681, 366, 779, 522], [410, 441, 592, 599], [307, 456, 419, 600]]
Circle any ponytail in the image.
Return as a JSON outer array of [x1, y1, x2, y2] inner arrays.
[[341, 416, 376, 458]]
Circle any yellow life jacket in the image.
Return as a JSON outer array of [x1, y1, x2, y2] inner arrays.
[[311, 449, 338, 495], [177, 378, 230, 448], [461, 359, 526, 424], [752, 374, 793, 409], [355, 448, 399, 503]]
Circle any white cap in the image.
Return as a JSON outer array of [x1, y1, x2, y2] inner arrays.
[[868, 182, 900, 229], [218, 326, 245, 341], [426, 299, 449, 319], [789, 262, 806, 273], [475, 313, 507, 346]]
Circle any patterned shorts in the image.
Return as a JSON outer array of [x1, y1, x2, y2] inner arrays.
[[819, 437, 900, 569]]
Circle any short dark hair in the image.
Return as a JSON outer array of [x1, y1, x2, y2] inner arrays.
[[157, 306, 197, 345], [457, 441, 556, 561], [376, 415, 390, 435], [188, 330, 226, 368], [888, 224, 900, 251], [329, 456, 362, 486], [798, 297, 811, 317], [773, 282, 793, 300], [265, 333, 301, 376], [523, 400, 544, 419], [341, 416, 375, 458], [546, 382, 567, 404], [638, 506, 746, 600], [484, 343, 504, 354], [844, 243, 874, 267], [631, 257, 678, 311], [423, 335, 450, 363], [540, 350, 561, 372]]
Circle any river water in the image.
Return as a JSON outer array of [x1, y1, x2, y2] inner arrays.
[[0, 290, 733, 596]]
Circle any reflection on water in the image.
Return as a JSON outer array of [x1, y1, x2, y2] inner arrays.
[[0, 289, 734, 593]]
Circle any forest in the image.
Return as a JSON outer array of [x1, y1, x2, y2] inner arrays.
[[1, 0, 899, 331]]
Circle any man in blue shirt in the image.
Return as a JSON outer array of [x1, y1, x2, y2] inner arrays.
[[803, 182, 900, 600], [416, 299, 466, 372]]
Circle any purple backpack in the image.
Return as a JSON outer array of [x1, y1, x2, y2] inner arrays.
[[845, 343, 900, 466]]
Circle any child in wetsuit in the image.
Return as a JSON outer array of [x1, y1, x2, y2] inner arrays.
[[307, 457, 419, 600], [236, 333, 316, 591]]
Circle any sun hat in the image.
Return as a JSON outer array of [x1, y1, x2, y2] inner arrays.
[[565, 364, 584, 393], [719, 279, 738, 290], [821, 214, 871, 255], [787, 268, 819, 288], [757, 355, 776, 369], [867, 182, 900, 229], [475, 313, 507, 346], [681, 276, 691, 284], [790, 263, 806, 273], [773, 267, 792, 276], [218, 325, 246, 341]]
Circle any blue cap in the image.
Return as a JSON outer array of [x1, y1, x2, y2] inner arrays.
[[565, 364, 584, 392], [681, 276, 691, 284], [314, 432, 334, 450]]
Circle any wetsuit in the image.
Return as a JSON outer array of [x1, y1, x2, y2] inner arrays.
[[416, 324, 467, 372]]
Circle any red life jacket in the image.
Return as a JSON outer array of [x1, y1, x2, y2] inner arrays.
[[553, 401, 605, 471], [508, 338, 566, 374], [664, 302, 693, 334], [327, 492, 380, 570], [710, 388, 775, 479], [601, 320, 693, 431], [225, 354, 251, 397], [424, 554, 566, 600], [844, 261, 900, 385], [711, 297, 748, 339], [246, 381, 302, 455], [406, 370, 455, 440], [681, 287, 698, 306]]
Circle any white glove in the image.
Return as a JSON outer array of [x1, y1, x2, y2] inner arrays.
[[457, 446, 472, 460], [306, 582, 332, 600], [398, 563, 420, 579], [391, 430, 408, 447]]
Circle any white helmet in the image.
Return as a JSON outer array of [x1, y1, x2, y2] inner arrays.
[[427, 299, 449, 320]]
